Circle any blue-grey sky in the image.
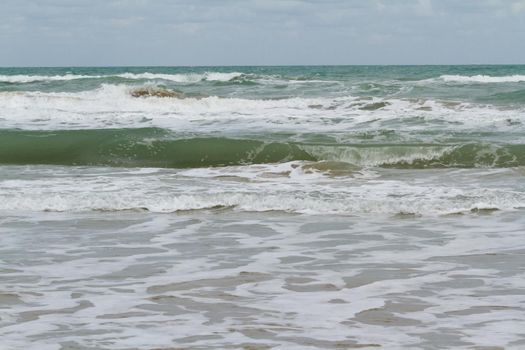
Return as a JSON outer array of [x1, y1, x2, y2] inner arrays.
[[1, 0, 524, 66]]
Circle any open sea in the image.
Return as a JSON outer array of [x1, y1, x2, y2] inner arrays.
[[1, 65, 525, 349]]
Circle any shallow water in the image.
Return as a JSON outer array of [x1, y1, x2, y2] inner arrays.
[[1, 211, 525, 349]]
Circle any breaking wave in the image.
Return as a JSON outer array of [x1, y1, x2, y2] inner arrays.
[[440, 75, 525, 83], [0, 72, 245, 83], [1, 84, 524, 133], [1, 128, 524, 169]]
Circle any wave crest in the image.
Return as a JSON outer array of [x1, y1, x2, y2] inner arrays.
[[1, 129, 523, 169], [0, 72, 245, 83], [129, 86, 185, 98], [440, 75, 525, 83]]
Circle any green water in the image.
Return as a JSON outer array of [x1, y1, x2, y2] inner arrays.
[[1, 128, 524, 168]]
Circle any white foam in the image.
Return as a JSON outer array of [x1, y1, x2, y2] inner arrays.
[[0, 165, 523, 215], [0, 84, 350, 131], [302, 144, 454, 167], [2, 209, 524, 349], [0, 74, 103, 83], [201, 72, 245, 82], [440, 74, 525, 83], [118, 72, 244, 82], [0, 84, 522, 132], [0, 72, 245, 83]]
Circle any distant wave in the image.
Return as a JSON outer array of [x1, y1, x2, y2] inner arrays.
[[0, 72, 343, 85], [0, 74, 102, 83], [118, 72, 245, 83], [0, 72, 245, 83], [440, 75, 525, 83]]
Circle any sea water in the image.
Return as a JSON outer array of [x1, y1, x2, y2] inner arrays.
[[1, 66, 525, 349]]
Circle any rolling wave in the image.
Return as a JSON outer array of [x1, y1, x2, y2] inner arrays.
[[1, 128, 523, 169]]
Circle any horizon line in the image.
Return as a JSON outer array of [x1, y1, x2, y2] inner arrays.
[[1, 63, 525, 69]]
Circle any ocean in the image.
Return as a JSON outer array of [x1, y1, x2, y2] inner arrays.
[[1, 65, 524, 349]]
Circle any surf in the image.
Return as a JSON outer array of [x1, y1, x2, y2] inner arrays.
[[1, 128, 524, 169]]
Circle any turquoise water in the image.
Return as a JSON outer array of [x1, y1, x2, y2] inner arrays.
[[2, 65, 525, 104], [1, 66, 525, 349]]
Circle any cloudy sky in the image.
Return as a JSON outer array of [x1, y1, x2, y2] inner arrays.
[[1, 0, 524, 66]]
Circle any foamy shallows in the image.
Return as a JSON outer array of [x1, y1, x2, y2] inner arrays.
[[440, 74, 525, 83], [2, 210, 525, 349], [1, 65, 525, 349]]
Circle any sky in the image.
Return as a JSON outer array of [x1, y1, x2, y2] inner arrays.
[[1, 0, 524, 66]]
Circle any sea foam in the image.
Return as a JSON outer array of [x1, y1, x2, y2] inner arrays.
[[0, 84, 522, 133], [440, 74, 525, 83], [1, 165, 523, 215], [0, 72, 245, 83]]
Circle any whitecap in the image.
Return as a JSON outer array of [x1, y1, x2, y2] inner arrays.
[[440, 74, 525, 83]]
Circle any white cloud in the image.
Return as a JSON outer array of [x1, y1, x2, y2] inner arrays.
[[416, 0, 433, 16], [110, 17, 144, 29], [511, 0, 525, 13], [374, 1, 386, 12], [252, 0, 305, 11]]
